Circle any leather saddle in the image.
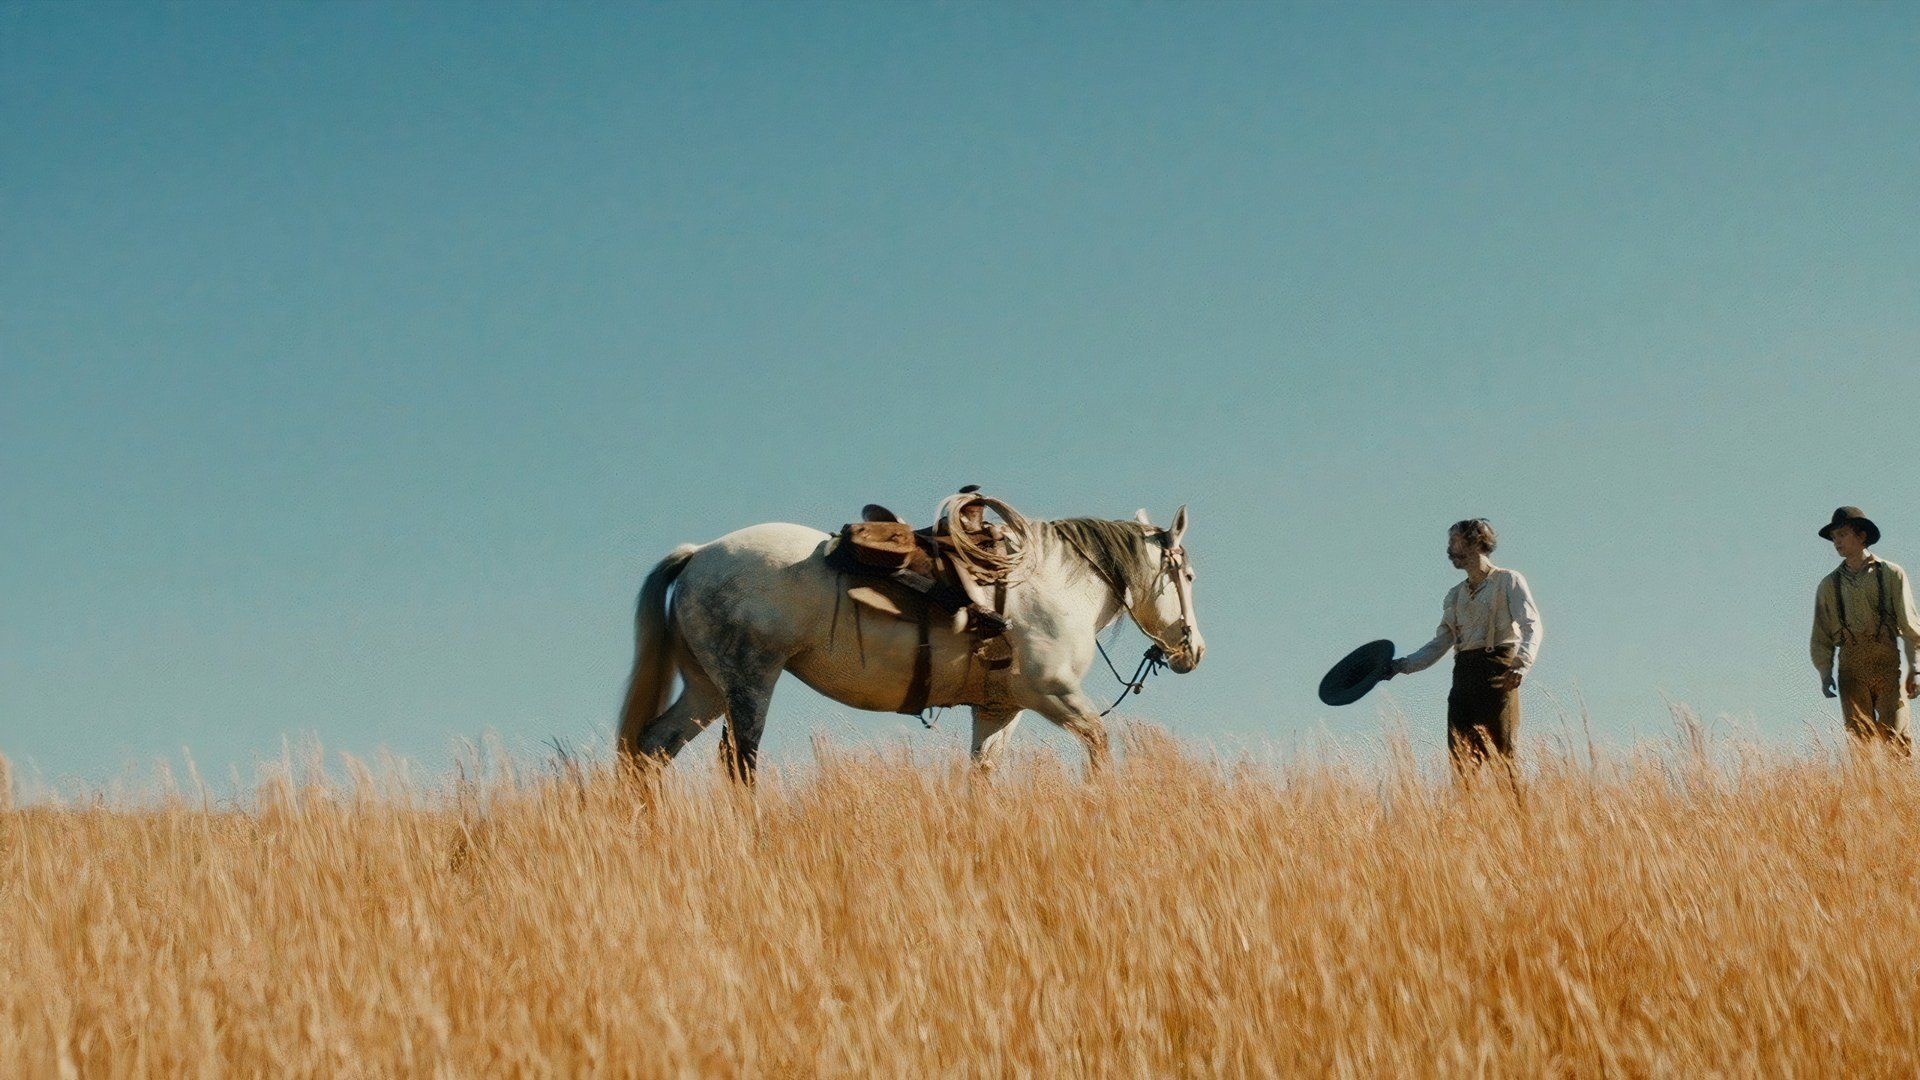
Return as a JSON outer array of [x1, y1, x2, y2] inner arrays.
[[825, 506, 1005, 635]]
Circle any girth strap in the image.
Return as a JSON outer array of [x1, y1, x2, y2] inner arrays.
[[897, 552, 1015, 718], [899, 605, 934, 716]]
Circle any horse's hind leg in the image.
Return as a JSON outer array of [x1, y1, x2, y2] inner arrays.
[[629, 660, 726, 762], [698, 645, 779, 780], [721, 672, 779, 780]]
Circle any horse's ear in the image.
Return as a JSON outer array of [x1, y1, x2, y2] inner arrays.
[[1170, 504, 1189, 544], [1134, 508, 1153, 526]]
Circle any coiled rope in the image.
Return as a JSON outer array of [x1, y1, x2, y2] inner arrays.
[[934, 492, 1034, 585]]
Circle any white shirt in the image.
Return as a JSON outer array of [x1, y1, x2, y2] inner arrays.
[[1395, 567, 1543, 675]]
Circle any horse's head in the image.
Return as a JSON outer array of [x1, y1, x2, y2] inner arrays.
[[1130, 505, 1205, 673]]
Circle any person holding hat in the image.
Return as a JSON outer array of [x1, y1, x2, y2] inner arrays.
[[1383, 518, 1542, 768], [1811, 507, 1920, 752]]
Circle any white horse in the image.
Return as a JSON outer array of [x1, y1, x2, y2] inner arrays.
[[616, 505, 1204, 780]]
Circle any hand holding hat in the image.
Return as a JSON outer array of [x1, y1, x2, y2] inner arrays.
[[1318, 640, 1396, 706]]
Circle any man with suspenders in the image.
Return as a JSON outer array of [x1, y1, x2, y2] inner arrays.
[[1383, 518, 1543, 770], [1812, 507, 1920, 752]]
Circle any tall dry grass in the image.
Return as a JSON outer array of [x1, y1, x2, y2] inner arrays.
[[5, 726, 1920, 1077]]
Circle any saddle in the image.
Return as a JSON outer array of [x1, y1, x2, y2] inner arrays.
[[827, 506, 1007, 631], [825, 501, 1013, 715]]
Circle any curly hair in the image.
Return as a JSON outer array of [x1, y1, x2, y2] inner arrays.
[[1449, 518, 1498, 555]]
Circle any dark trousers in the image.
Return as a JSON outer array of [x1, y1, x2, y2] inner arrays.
[[1448, 646, 1520, 769]]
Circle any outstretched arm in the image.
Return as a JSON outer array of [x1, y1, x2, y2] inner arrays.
[[1394, 622, 1454, 675]]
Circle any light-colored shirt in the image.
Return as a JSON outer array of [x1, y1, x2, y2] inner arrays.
[[1811, 556, 1920, 676], [1395, 567, 1543, 675]]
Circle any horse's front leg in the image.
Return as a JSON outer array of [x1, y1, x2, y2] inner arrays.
[[1021, 679, 1111, 774], [969, 705, 1023, 775]]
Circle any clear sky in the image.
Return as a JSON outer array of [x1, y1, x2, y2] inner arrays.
[[5, 1, 1918, 790]]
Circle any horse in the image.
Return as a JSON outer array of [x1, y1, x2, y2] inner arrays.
[[615, 504, 1204, 782]]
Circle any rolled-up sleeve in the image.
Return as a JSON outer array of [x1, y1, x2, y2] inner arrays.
[[1396, 610, 1455, 674], [1894, 566, 1920, 668], [1507, 571, 1542, 673]]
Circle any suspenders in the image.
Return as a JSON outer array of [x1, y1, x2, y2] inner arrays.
[[1829, 562, 1894, 644]]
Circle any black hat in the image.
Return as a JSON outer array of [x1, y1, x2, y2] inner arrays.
[[1318, 639, 1396, 707], [1819, 506, 1881, 546]]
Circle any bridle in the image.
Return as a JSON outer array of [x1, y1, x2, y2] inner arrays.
[[1057, 526, 1197, 716], [1156, 535, 1197, 662]]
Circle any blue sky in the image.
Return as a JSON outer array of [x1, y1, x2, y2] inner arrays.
[[4, 2, 1918, 789]]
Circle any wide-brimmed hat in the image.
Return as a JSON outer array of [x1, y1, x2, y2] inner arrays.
[[1318, 639, 1395, 707], [1819, 506, 1881, 546]]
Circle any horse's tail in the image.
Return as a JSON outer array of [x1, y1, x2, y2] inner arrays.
[[617, 544, 698, 756]]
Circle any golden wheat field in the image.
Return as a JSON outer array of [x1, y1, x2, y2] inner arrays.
[[5, 726, 1920, 1077]]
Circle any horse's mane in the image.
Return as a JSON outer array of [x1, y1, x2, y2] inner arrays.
[[1045, 518, 1158, 598]]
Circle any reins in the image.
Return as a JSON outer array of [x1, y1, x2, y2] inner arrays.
[[1094, 637, 1169, 717]]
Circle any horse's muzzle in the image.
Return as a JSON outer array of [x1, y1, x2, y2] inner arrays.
[[1167, 631, 1204, 673]]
